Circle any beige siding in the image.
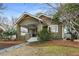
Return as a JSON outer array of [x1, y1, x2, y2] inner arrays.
[[16, 24, 21, 40], [37, 23, 43, 32], [19, 17, 39, 26], [58, 24, 64, 39]]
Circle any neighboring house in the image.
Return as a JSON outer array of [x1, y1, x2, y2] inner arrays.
[[16, 13, 64, 40], [0, 24, 7, 33], [0, 26, 5, 33]]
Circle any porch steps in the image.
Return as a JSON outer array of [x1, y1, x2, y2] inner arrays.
[[27, 37, 38, 43]]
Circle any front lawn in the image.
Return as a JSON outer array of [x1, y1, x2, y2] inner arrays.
[[42, 45, 79, 56], [1, 40, 79, 56], [28, 40, 79, 56]]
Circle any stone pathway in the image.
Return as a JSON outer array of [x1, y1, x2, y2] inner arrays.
[[0, 38, 40, 56], [0, 43, 24, 55], [0, 43, 47, 56]]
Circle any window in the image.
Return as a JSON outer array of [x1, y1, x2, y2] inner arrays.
[[50, 25, 58, 33], [21, 27, 28, 36]]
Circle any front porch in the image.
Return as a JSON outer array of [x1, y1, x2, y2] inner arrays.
[[16, 14, 43, 41], [18, 24, 38, 41]]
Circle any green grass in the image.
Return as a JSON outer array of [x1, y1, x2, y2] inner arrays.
[[29, 42, 79, 56], [43, 45, 79, 55]]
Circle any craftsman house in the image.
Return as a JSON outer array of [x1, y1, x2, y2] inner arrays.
[[16, 13, 64, 40]]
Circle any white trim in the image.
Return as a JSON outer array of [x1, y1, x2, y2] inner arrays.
[[37, 14, 52, 19], [49, 25, 58, 33]]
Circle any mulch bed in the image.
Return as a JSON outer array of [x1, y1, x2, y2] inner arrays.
[[0, 40, 23, 44], [48, 40, 79, 48]]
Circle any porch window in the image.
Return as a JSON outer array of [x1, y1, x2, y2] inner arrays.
[[21, 27, 28, 36]]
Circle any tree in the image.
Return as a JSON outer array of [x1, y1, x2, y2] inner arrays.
[[11, 16, 17, 26], [59, 4, 79, 41], [45, 3, 61, 23], [52, 12, 60, 24], [0, 3, 8, 30], [45, 3, 60, 16], [35, 12, 45, 17], [46, 3, 79, 41]]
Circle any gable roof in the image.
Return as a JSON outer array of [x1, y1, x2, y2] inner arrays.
[[37, 14, 52, 19], [15, 12, 53, 26], [16, 12, 43, 24]]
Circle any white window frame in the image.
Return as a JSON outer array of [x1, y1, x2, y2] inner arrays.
[[49, 25, 58, 33]]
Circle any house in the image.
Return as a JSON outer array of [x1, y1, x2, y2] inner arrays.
[[16, 13, 64, 40], [0, 26, 5, 33], [0, 24, 7, 33]]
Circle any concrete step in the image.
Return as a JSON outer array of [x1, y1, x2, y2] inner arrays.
[[27, 37, 38, 43]]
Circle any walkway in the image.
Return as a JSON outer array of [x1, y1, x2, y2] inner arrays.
[[27, 37, 38, 43], [0, 43, 47, 56]]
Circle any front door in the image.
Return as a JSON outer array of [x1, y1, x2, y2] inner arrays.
[[29, 27, 37, 37], [31, 28, 37, 37]]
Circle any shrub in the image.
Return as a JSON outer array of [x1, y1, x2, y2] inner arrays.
[[3, 28, 16, 40], [50, 33, 61, 40], [37, 27, 51, 41], [66, 38, 71, 40]]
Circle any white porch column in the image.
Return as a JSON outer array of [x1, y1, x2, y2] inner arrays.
[[16, 24, 21, 40]]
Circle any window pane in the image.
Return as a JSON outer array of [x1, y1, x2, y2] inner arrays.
[[50, 25, 58, 32]]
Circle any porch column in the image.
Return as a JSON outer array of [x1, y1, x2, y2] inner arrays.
[[62, 25, 64, 39], [58, 24, 64, 39], [16, 24, 21, 40]]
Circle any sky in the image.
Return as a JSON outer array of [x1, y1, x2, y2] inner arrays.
[[0, 3, 59, 23]]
